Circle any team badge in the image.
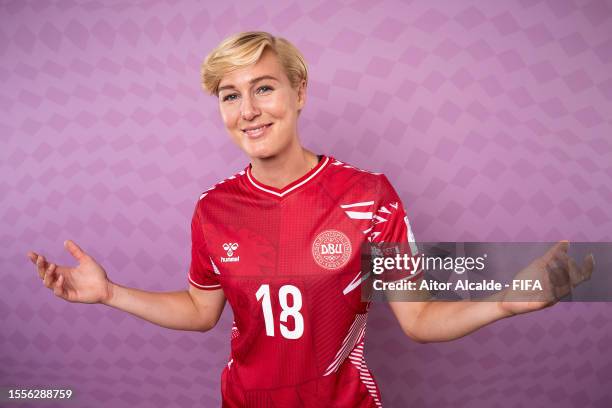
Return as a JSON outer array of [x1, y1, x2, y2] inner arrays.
[[312, 230, 352, 270]]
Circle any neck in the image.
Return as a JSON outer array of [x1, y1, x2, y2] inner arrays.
[[250, 142, 319, 190]]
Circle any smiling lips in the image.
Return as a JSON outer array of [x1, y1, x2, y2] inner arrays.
[[242, 123, 272, 138]]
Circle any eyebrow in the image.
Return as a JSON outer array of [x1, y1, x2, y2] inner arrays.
[[217, 75, 279, 93]]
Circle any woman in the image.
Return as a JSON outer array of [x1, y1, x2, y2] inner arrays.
[[28, 32, 593, 407]]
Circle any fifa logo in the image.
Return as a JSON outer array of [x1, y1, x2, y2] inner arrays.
[[223, 243, 238, 257], [221, 243, 240, 263]]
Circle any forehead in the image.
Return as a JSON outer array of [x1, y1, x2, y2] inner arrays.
[[218, 49, 287, 88]]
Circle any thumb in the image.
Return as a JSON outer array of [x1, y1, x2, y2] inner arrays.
[[64, 240, 87, 262]]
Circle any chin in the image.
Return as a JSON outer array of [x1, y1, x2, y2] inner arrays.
[[242, 139, 285, 161], [235, 129, 292, 161], [242, 145, 276, 160]]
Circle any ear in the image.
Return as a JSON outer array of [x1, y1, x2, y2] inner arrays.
[[296, 79, 307, 111]]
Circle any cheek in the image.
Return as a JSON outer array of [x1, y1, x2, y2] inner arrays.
[[219, 105, 239, 128], [261, 96, 293, 121]]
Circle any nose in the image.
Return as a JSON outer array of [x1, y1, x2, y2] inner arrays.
[[240, 94, 260, 121]]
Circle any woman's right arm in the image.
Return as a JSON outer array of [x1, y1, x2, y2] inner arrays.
[[28, 240, 225, 332], [104, 283, 226, 332]]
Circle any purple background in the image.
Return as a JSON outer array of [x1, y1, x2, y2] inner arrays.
[[1, 0, 611, 407]]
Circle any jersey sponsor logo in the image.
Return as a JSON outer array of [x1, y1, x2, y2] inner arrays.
[[312, 230, 352, 270], [221, 243, 240, 263]]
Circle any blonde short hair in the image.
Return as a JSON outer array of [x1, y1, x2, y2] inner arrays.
[[201, 31, 308, 96]]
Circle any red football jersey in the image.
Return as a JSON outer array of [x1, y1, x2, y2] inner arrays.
[[188, 155, 421, 407]]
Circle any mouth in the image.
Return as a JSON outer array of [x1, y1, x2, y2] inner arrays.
[[242, 123, 273, 138]]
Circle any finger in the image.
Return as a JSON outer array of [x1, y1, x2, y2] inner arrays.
[[37, 255, 48, 280], [567, 257, 582, 288], [43, 262, 57, 281], [36, 255, 43, 279], [42, 266, 52, 288], [27, 251, 38, 264], [53, 274, 64, 297], [553, 253, 572, 288], [43, 264, 58, 288], [582, 253, 595, 281], [547, 257, 569, 287], [546, 257, 570, 299], [47, 263, 57, 279], [545, 241, 569, 260], [555, 252, 571, 273], [64, 240, 87, 262]]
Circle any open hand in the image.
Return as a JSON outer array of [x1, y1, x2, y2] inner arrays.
[[27, 240, 113, 304], [499, 241, 594, 316]]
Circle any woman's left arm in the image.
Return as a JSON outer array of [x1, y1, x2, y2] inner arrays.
[[388, 241, 594, 344]]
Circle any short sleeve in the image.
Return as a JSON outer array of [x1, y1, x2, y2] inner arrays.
[[369, 175, 423, 282], [188, 201, 222, 290]]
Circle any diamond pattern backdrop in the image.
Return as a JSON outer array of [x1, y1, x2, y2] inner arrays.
[[1, 0, 611, 407]]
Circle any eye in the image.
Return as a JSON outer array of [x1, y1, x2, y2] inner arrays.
[[222, 93, 238, 102], [256, 85, 273, 94]]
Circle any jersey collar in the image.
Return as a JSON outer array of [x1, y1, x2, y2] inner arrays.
[[246, 155, 331, 198]]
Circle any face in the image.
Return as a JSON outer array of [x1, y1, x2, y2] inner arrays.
[[217, 48, 306, 160]]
